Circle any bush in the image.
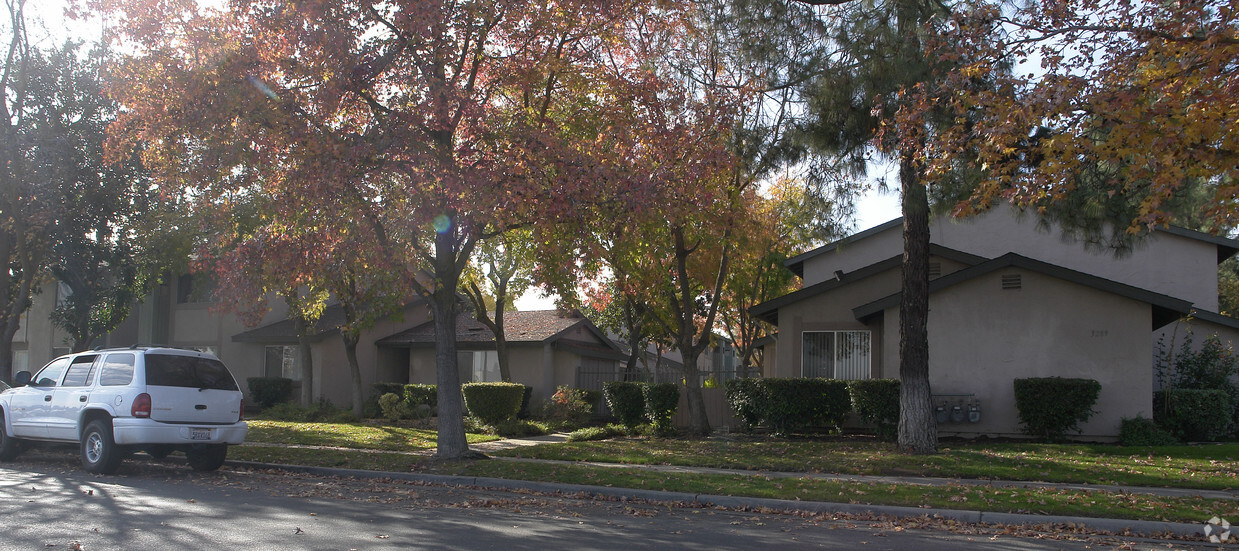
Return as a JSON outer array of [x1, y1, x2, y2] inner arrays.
[[378, 393, 415, 422], [1118, 415, 1178, 446], [372, 382, 406, 398], [1157, 333, 1239, 436], [247, 377, 294, 408], [1155, 389, 1232, 442], [643, 383, 680, 434], [462, 382, 526, 424], [1013, 377, 1101, 441], [403, 384, 438, 408], [542, 386, 593, 429], [604, 381, 647, 428], [848, 379, 901, 441], [724, 378, 764, 431], [581, 389, 603, 412], [723, 378, 852, 435], [760, 378, 851, 436], [567, 424, 629, 442]]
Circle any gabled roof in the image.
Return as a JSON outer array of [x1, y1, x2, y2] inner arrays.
[[852, 253, 1193, 329], [786, 216, 1239, 278], [376, 310, 624, 357], [231, 301, 425, 344], [784, 219, 902, 278], [751, 245, 988, 325]]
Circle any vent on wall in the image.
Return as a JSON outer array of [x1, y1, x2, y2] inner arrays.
[[928, 262, 942, 279], [1001, 274, 1022, 290]]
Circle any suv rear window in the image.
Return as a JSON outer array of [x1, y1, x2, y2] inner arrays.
[[143, 354, 240, 391]]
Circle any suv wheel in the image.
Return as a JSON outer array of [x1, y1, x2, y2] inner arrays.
[[186, 444, 227, 472], [81, 420, 123, 474], [0, 412, 21, 462]]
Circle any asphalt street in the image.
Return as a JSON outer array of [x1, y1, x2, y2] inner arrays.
[[0, 449, 1219, 550]]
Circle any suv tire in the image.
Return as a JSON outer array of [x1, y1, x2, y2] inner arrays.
[[186, 444, 227, 472], [0, 412, 20, 462], [81, 419, 123, 475]]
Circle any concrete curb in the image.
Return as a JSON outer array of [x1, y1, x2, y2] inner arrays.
[[226, 460, 1203, 539]]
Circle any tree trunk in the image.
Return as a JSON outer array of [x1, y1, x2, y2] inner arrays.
[[494, 278, 510, 382], [679, 348, 711, 435], [432, 227, 474, 460], [896, 151, 938, 454], [294, 316, 315, 406], [342, 331, 364, 418]]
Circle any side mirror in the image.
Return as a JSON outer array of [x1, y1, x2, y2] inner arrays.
[[14, 371, 32, 387]]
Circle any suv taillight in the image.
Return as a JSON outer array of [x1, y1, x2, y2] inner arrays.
[[239, 399, 245, 422], [132, 393, 152, 418]]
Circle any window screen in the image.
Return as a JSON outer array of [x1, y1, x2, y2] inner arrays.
[[802, 331, 871, 380]]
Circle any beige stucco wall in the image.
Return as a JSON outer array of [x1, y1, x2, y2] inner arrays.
[[800, 207, 1220, 310], [909, 269, 1154, 439]]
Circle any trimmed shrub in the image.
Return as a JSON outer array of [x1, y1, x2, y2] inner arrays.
[[604, 381, 647, 429], [643, 383, 680, 434], [1013, 377, 1101, 441], [1118, 415, 1178, 446], [378, 393, 414, 422], [848, 379, 901, 441], [1155, 389, 1232, 442], [724, 378, 764, 431], [247, 377, 294, 408], [1157, 333, 1239, 436], [462, 382, 526, 424], [403, 384, 438, 408], [372, 382, 406, 398], [760, 378, 851, 436]]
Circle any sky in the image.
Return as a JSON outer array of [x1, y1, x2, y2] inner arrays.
[[21, 0, 905, 312]]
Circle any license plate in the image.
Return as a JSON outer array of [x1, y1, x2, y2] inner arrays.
[[190, 428, 211, 441]]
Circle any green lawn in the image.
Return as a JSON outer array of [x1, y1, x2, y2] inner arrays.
[[231, 423, 1239, 524], [490, 438, 1239, 491], [244, 420, 501, 452]]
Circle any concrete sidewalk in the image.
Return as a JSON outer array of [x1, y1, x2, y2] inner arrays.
[[232, 434, 1222, 540]]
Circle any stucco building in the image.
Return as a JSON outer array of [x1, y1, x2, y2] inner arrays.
[[752, 207, 1239, 439]]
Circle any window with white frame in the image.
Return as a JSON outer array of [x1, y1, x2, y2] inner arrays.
[[802, 331, 871, 380], [457, 350, 501, 382], [264, 345, 300, 380]]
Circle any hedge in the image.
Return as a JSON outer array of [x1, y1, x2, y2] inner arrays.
[[603, 381, 647, 428], [403, 384, 438, 408], [643, 382, 680, 433], [1155, 388, 1232, 442], [725, 378, 851, 436], [371, 382, 406, 398], [848, 379, 901, 441], [1013, 377, 1101, 441], [247, 377, 294, 408], [462, 382, 526, 424], [724, 378, 764, 431]]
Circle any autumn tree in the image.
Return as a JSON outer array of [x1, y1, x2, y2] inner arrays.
[[927, 0, 1238, 231], [106, 0, 650, 459], [719, 178, 837, 376]]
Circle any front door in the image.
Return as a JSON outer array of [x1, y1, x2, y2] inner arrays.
[[8, 358, 72, 438]]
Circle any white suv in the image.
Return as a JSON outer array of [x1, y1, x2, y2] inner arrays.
[[0, 347, 247, 474]]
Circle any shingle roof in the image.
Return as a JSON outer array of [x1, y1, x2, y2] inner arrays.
[[376, 310, 607, 346], [231, 303, 350, 344]]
